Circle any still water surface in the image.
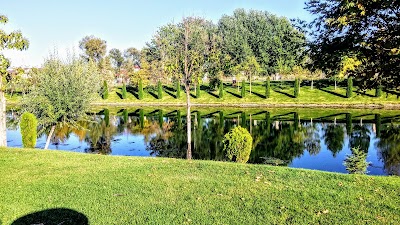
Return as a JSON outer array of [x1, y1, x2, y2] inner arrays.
[[6, 107, 400, 176]]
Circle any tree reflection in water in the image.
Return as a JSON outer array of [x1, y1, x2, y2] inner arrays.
[[377, 124, 400, 176], [5, 108, 400, 175]]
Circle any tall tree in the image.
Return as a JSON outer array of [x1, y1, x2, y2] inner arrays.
[[124, 47, 140, 64], [0, 15, 29, 147], [218, 9, 306, 75], [306, 0, 400, 89], [79, 35, 107, 63], [109, 48, 124, 72], [148, 17, 209, 159]]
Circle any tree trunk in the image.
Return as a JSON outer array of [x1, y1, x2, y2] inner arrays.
[[0, 89, 7, 147], [185, 85, 192, 160], [44, 125, 56, 150], [311, 79, 314, 90], [334, 79, 337, 90]]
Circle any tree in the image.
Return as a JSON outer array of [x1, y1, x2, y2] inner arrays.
[[294, 78, 300, 98], [219, 81, 224, 98], [109, 48, 124, 72], [306, 0, 400, 89], [149, 17, 209, 159], [241, 55, 261, 95], [347, 77, 353, 98], [102, 81, 109, 99], [23, 55, 102, 149], [241, 80, 246, 98], [138, 78, 144, 100], [79, 35, 107, 63], [0, 15, 29, 147], [265, 76, 271, 99], [124, 47, 140, 64], [218, 9, 306, 75], [121, 82, 127, 99], [157, 80, 163, 99]]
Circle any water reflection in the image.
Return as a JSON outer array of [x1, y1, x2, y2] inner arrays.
[[5, 108, 400, 176]]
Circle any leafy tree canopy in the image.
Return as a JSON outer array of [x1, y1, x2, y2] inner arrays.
[[79, 35, 107, 63], [306, 0, 400, 89]]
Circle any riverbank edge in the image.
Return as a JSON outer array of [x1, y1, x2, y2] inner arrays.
[[90, 102, 400, 109]]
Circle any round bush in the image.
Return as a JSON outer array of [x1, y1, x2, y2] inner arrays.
[[20, 112, 38, 148], [223, 126, 253, 163]]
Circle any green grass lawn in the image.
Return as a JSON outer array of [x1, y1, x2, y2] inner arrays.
[[6, 81, 400, 108], [1, 148, 399, 224], [96, 81, 400, 106]]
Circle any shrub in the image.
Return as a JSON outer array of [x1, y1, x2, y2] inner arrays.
[[157, 80, 163, 99], [121, 83, 127, 99], [104, 109, 110, 127], [176, 81, 181, 98], [196, 84, 201, 98], [139, 109, 144, 129], [138, 79, 144, 100], [375, 85, 382, 97], [241, 80, 246, 98], [294, 78, 300, 98], [102, 81, 109, 100], [343, 147, 370, 174], [265, 77, 271, 99], [20, 112, 38, 148], [219, 81, 224, 98], [223, 126, 253, 163], [346, 77, 353, 98], [209, 77, 220, 91]]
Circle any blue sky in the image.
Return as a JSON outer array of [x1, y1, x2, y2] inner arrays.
[[2, 0, 311, 67]]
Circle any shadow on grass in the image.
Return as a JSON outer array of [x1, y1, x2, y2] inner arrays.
[[273, 89, 295, 98], [126, 86, 139, 99], [355, 90, 375, 98], [116, 92, 123, 99], [384, 89, 400, 99], [147, 90, 159, 99], [165, 89, 177, 99], [318, 88, 347, 98], [206, 91, 219, 99], [11, 208, 89, 225], [249, 90, 265, 99], [226, 90, 242, 98]]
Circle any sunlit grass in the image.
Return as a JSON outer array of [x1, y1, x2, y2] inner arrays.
[[0, 148, 399, 224]]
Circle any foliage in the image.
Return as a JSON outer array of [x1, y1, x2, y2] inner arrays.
[[375, 85, 382, 98], [138, 78, 144, 100], [294, 78, 300, 98], [223, 126, 253, 163], [241, 80, 246, 98], [109, 48, 124, 72], [346, 77, 353, 98], [305, 0, 400, 89], [102, 81, 109, 99], [157, 80, 163, 99], [219, 81, 224, 98], [121, 83, 127, 99], [196, 83, 201, 98], [343, 147, 370, 174], [176, 81, 181, 98], [1, 15, 29, 147], [265, 77, 271, 99], [218, 9, 306, 74], [209, 77, 220, 91], [23, 55, 102, 126], [124, 47, 140, 64], [79, 35, 107, 63], [20, 112, 38, 148]]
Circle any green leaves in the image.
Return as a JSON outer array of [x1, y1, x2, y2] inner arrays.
[[223, 126, 253, 163], [23, 55, 102, 126]]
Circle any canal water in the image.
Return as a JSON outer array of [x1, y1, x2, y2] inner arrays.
[[5, 107, 400, 176]]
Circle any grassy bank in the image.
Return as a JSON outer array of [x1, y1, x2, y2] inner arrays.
[[0, 148, 399, 224], [6, 81, 400, 108]]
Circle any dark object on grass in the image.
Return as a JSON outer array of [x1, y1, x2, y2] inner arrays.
[[11, 208, 89, 225]]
